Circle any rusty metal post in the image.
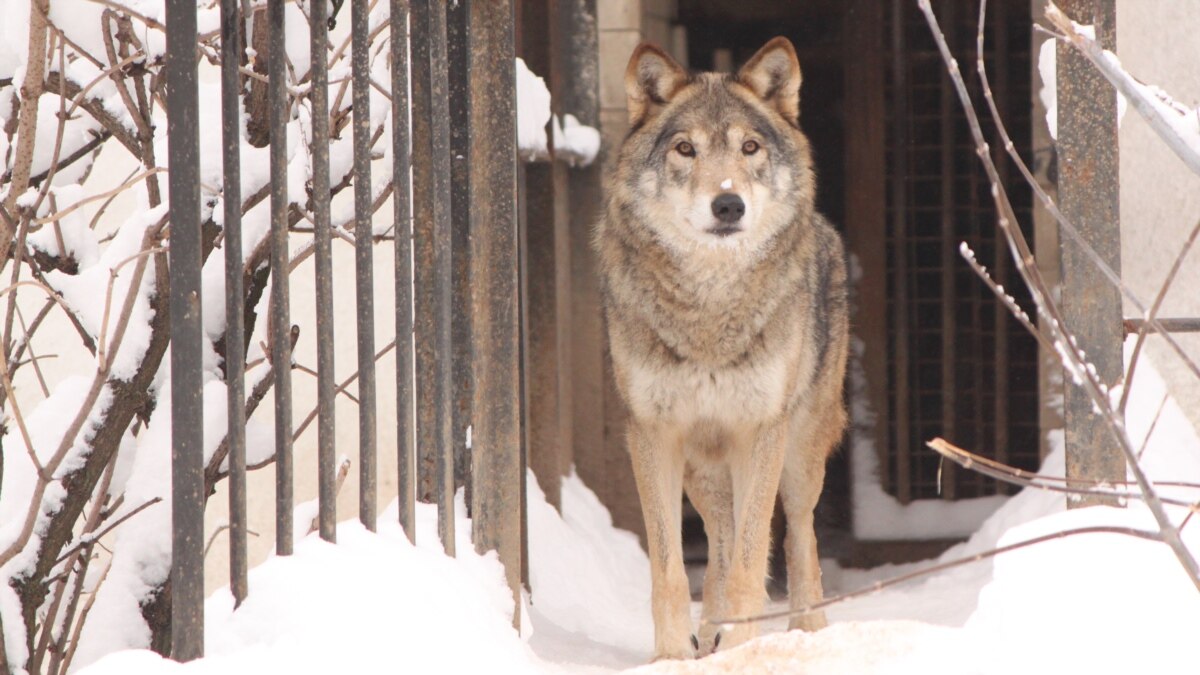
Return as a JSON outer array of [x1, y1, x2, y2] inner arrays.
[[166, 0, 204, 660], [391, 0, 416, 542], [1056, 0, 1123, 508], [558, 0, 602, 508], [447, 0, 474, 507], [267, 0, 294, 555], [520, 0, 567, 510], [468, 0, 523, 623], [310, 0, 337, 544], [411, 0, 456, 553], [221, 0, 250, 599], [351, 0, 378, 532]]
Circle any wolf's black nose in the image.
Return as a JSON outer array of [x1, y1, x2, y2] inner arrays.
[[711, 193, 745, 223]]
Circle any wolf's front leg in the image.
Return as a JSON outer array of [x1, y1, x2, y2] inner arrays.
[[628, 422, 693, 661], [720, 425, 788, 651]]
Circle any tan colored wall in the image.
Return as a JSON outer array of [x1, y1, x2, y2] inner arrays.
[[1116, 1, 1200, 430]]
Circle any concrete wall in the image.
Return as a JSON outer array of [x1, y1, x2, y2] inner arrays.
[[1116, 1, 1200, 430]]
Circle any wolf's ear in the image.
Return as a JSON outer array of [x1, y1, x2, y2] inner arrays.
[[625, 44, 688, 127], [737, 37, 802, 124]]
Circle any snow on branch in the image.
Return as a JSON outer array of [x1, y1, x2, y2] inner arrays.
[[1045, 1, 1200, 177]]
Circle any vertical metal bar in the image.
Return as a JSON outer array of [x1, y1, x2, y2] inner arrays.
[[1057, 0, 1123, 507], [221, 0, 249, 604], [351, 0, 378, 532], [560, 0, 606, 525], [521, 0, 565, 511], [447, 0, 474, 509], [311, 0, 337, 541], [268, 0, 294, 555], [937, 0, 956, 500], [411, 0, 456, 554], [889, 0, 912, 504], [468, 0, 522, 623], [990, 0, 1012, 494], [166, 0, 204, 660], [391, 0, 415, 542]]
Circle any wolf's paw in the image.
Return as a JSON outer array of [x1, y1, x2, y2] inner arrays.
[[649, 634, 698, 662], [714, 623, 757, 652], [695, 628, 722, 656]]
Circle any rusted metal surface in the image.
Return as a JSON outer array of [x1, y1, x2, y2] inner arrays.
[[447, 0, 474, 506], [411, 0, 456, 554], [467, 0, 523, 622], [351, 0, 378, 532], [268, 0, 294, 555], [1057, 0, 1123, 508], [521, 0, 566, 510], [220, 0, 250, 599], [166, 0, 204, 660], [391, 0, 416, 543], [557, 0, 606, 525], [310, 0, 337, 544]]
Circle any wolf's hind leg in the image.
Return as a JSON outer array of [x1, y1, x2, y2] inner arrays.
[[628, 422, 693, 661], [685, 463, 733, 655]]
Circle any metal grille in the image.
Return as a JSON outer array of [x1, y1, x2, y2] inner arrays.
[[160, 0, 580, 660], [883, 0, 1041, 502]]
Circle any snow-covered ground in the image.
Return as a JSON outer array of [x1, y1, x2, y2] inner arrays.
[[74, 349, 1200, 674]]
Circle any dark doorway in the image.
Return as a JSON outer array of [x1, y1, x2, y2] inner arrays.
[[676, 0, 1042, 570]]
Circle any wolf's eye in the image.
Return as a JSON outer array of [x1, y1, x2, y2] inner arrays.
[[675, 141, 695, 157], [742, 140, 761, 155]]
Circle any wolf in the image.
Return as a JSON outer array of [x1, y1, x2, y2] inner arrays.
[[595, 37, 849, 660]]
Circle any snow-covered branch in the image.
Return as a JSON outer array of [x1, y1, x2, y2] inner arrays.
[[1045, 1, 1200, 177]]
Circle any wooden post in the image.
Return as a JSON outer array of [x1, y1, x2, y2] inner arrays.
[[1056, 0, 1123, 508], [888, 0, 913, 504], [843, 0, 888, 521]]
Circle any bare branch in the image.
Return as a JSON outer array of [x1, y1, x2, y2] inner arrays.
[[1120, 216, 1200, 413], [1046, 2, 1200, 176], [917, 0, 1200, 592], [972, 1, 1200, 383], [3, 0, 51, 218], [926, 438, 1200, 509], [709, 525, 1167, 627]]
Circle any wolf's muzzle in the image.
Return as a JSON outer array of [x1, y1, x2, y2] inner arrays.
[[711, 193, 746, 224]]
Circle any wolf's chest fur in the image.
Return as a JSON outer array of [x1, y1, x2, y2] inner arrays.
[[608, 242, 810, 429]]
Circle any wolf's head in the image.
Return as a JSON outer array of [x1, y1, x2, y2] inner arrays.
[[612, 38, 815, 256]]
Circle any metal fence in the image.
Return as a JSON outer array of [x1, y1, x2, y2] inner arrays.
[[163, 0, 559, 661]]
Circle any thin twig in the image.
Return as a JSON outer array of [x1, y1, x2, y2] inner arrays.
[[1119, 217, 1200, 414], [52, 497, 162, 566], [926, 438, 1200, 509], [709, 525, 1166, 627]]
